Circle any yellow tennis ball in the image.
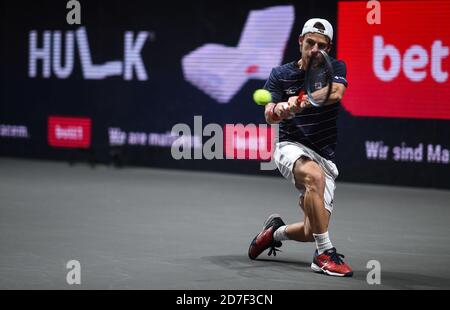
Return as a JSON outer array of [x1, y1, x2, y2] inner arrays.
[[253, 89, 272, 106]]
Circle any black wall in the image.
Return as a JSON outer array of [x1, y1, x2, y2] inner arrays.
[[1, 0, 449, 189]]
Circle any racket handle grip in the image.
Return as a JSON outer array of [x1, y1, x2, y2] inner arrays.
[[297, 90, 305, 104]]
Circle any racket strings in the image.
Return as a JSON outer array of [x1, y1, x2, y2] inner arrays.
[[305, 51, 333, 106]]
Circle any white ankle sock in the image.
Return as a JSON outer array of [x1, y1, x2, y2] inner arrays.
[[313, 231, 333, 254], [273, 225, 289, 242]]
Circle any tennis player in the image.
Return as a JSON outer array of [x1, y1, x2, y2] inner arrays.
[[248, 18, 352, 277]]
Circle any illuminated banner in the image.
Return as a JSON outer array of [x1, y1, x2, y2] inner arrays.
[[48, 116, 91, 148], [338, 1, 450, 120], [29, 27, 151, 80], [182, 5, 295, 104], [0, 124, 30, 139]]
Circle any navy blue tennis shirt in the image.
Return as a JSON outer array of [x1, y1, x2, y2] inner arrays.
[[264, 58, 348, 161]]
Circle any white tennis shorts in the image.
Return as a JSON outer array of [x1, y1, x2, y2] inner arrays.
[[273, 141, 339, 214]]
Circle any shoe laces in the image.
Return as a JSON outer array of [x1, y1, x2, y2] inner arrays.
[[268, 241, 282, 257], [326, 249, 345, 265]]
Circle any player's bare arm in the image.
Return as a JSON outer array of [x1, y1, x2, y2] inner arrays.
[[309, 82, 346, 105]]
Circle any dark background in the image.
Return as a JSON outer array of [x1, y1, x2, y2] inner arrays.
[[1, 0, 449, 189]]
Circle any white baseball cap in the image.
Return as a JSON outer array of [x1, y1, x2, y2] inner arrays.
[[301, 18, 333, 42]]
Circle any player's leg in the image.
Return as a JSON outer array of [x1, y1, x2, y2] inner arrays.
[[248, 142, 303, 260], [292, 158, 352, 276], [284, 196, 326, 242], [285, 217, 317, 242], [292, 158, 329, 234], [269, 167, 335, 244], [248, 144, 323, 258]]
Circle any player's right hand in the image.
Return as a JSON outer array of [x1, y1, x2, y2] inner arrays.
[[288, 96, 304, 114]]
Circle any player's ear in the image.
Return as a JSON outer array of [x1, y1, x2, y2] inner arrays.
[[326, 42, 333, 53], [299, 35, 304, 49]]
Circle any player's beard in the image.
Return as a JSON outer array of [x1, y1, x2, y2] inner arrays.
[[300, 51, 312, 70]]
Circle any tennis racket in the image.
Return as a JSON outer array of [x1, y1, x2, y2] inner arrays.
[[300, 50, 334, 107]]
